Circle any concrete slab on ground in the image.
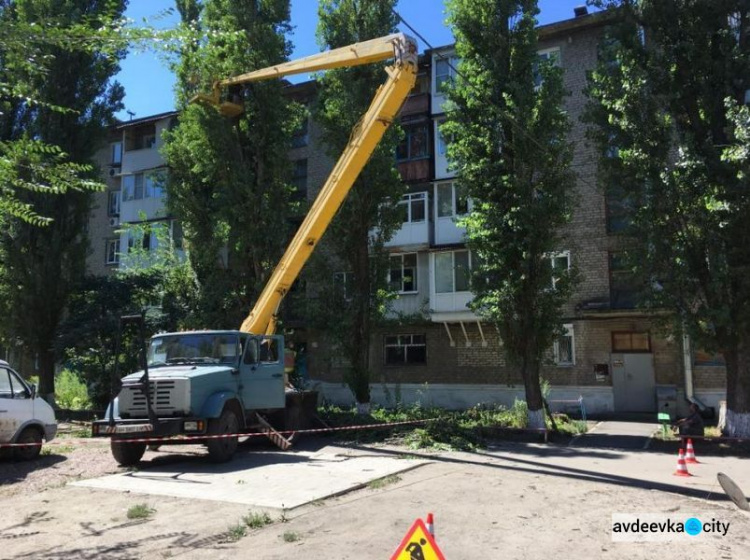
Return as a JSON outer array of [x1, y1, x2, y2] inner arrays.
[[71, 445, 428, 509], [570, 420, 658, 449]]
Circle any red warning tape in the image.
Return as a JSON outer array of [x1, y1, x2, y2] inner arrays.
[[0, 418, 437, 448]]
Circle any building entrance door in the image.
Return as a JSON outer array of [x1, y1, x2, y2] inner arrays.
[[611, 353, 656, 412]]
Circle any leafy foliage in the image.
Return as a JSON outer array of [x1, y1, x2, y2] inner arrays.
[[57, 226, 197, 408], [54, 369, 91, 411], [585, 0, 750, 428], [443, 0, 577, 426], [306, 0, 404, 404], [164, 0, 301, 329], [0, 0, 128, 398]]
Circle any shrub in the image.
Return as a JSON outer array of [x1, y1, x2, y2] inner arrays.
[[55, 369, 92, 410]]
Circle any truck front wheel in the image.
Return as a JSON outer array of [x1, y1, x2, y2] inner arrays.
[[206, 408, 239, 463], [111, 440, 146, 466]]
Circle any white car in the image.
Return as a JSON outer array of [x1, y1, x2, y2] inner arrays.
[[0, 360, 57, 460]]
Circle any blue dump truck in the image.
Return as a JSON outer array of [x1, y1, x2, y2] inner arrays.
[[92, 330, 304, 466]]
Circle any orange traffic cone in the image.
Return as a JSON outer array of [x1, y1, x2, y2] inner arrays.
[[685, 438, 700, 464], [426, 513, 434, 537], [674, 448, 692, 477]]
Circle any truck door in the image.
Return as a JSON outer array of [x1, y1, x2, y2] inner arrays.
[[239, 336, 285, 410]]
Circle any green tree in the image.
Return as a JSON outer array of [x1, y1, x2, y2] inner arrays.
[[0, 0, 127, 400], [163, 0, 300, 329], [586, 0, 750, 435], [443, 0, 577, 428], [310, 0, 404, 407], [57, 223, 197, 407]]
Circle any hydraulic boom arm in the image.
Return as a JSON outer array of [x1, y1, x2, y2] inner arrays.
[[196, 33, 418, 335]]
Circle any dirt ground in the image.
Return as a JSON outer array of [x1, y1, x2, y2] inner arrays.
[[1, 431, 750, 560]]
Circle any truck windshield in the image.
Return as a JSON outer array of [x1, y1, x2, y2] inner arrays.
[[147, 333, 241, 367]]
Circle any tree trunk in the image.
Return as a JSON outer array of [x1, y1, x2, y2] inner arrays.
[[723, 337, 750, 437], [521, 344, 545, 430], [38, 347, 56, 405]]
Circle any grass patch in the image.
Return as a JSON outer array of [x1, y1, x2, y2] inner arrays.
[[282, 531, 301, 543], [224, 523, 247, 542], [367, 474, 401, 490], [243, 511, 273, 529], [41, 444, 75, 456], [127, 504, 155, 520]]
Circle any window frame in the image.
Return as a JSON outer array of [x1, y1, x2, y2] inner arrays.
[[105, 238, 120, 265], [547, 251, 571, 290], [434, 249, 472, 294], [534, 46, 562, 90], [333, 271, 354, 301], [611, 331, 651, 353], [107, 190, 121, 217], [384, 334, 427, 366], [434, 55, 459, 94], [396, 123, 430, 162], [398, 192, 427, 224], [388, 253, 419, 294], [554, 324, 576, 366], [436, 181, 470, 219]]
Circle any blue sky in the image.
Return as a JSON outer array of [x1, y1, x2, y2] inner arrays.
[[116, 0, 596, 120]]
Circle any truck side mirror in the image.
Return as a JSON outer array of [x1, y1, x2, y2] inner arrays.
[[30, 383, 37, 399]]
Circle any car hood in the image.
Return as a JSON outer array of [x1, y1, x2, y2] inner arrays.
[[121, 364, 234, 383]]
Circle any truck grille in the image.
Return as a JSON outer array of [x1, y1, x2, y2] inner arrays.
[[119, 378, 189, 417]]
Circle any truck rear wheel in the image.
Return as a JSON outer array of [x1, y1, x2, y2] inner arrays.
[[206, 408, 239, 463], [111, 440, 146, 466]]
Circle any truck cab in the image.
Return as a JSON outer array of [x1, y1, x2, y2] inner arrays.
[[92, 330, 286, 465]]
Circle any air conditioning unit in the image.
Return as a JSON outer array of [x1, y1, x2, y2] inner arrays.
[[109, 217, 119, 227], [109, 166, 121, 177]]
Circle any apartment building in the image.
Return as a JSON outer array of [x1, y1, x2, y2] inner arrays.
[[310, 9, 727, 416], [87, 8, 727, 416], [87, 111, 180, 277]]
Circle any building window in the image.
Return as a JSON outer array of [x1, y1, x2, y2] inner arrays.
[[388, 253, 418, 293], [411, 72, 430, 95], [291, 159, 308, 198], [547, 251, 570, 290], [128, 230, 152, 253], [612, 331, 651, 353], [105, 239, 120, 265], [534, 47, 561, 89], [396, 124, 429, 162], [170, 220, 184, 250], [605, 183, 635, 234], [434, 55, 459, 93], [107, 190, 121, 216], [384, 334, 426, 365], [437, 120, 451, 156], [554, 324, 575, 366], [333, 271, 354, 300], [434, 250, 471, 293], [436, 182, 469, 218], [398, 192, 426, 224], [291, 116, 309, 148], [111, 142, 122, 164], [609, 252, 639, 309], [122, 172, 164, 201], [125, 123, 156, 151]]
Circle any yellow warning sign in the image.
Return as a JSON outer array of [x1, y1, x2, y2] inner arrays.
[[390, 518, 446, 560]]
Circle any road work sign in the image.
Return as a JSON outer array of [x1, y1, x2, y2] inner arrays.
[[390, 517, 445, 560]]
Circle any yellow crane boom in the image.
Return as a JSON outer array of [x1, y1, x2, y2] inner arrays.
[[196, 33, 418, 335]]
